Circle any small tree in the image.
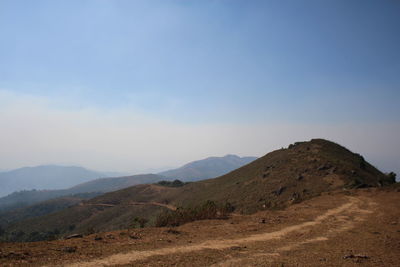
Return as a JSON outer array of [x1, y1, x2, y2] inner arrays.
[[387, 172, 397, 183], [132, 217, 148, 228], [359, 156, 366, 169], [172, 179, 184, 187]]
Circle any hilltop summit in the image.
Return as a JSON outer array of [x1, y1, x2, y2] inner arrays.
[[164, 138, 394, 213]]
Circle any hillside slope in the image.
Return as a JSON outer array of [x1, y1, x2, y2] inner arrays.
[[159, 155, 257, 181], [2, 139, 395, 241], [0, 193, 100, 229], [67, 174, 165, 194], [167, 139, 394, 213], [0, 155, 256, 212], [0, 174, 164, 212]]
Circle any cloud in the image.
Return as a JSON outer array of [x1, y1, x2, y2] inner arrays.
[[0, 89, 399, 176]]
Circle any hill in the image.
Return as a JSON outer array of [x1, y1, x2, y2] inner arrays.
[[0, 193, 100, 229], [67, 174, 165, 194], [0, 174, 164, 212], [0, 155, 256, 212], [1, 139, 395, 242], [0, 165, 105, 197], [0, 154, 257, 213], [159, 154, 257, 181], [167, 139, 395, 213]]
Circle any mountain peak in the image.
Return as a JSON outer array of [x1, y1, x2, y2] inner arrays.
[[159, 154, 257, 181], [0, 165, 105, 197], [223, 154, 240, 158]]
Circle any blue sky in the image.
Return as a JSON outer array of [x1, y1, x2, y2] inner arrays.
[[0, 0, 399, 174]]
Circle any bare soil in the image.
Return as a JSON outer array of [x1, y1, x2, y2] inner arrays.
[[1, 188, 399, 267]]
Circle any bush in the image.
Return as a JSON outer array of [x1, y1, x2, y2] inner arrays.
[[386, 172, 397, 183], [132, 217, 148, 228], [157, 180, 186, 187], [85, 227, 96, 235], [155, 200, 234, 227], [359, 156, 366, 169]]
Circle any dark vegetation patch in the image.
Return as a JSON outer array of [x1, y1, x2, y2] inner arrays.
[[386, 172, 397, 183], [156, 180, 188, 187], [155, 200, 234, 227], [131, 217, 149, 228]]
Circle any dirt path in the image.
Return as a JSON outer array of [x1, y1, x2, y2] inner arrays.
[[211, 196, 375, 267], [65, 196, 372, 267], [130, 201, 177, 211], [81, 202, 177, 211]]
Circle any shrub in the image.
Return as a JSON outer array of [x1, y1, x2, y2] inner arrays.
[[157, 180, 186, 187], [85, 227, 96, 235], [132, 217, 148, 228], [359, 157, 366, 169], [386, 172, 397, 183], [155, 200, 234, 227]]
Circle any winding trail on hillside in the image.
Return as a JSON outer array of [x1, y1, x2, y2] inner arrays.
[[80, 202, 177, 211], [65, 196, 374, 267]]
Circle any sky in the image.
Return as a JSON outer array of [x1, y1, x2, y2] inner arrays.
[[0, 0, 399, 175]]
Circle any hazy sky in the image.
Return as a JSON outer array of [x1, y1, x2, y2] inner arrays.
[[0, 0, 399, 175]]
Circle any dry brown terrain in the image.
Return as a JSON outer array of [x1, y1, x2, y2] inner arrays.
[[1, 187, 399, 267]]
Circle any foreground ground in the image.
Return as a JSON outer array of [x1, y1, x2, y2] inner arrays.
[[1, 188, 399, 266]]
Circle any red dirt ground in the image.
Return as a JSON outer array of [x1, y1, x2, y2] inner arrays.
[[1, 188, 399, 267]]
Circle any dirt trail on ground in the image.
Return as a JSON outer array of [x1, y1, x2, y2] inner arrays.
[[212, 196, 374, 267], [65, 196, 371, 267], [130, 202, 177, 211], [81, 202, 177, 211]]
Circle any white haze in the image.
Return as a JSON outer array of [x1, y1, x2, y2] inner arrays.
[[0, 89, 399, 176]]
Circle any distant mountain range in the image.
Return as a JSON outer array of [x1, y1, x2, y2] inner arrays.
[[0, 165, 107, 198], [0, 155, 257, 213], [159, 154, 257, 181], [0, 174, 164, 212]]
